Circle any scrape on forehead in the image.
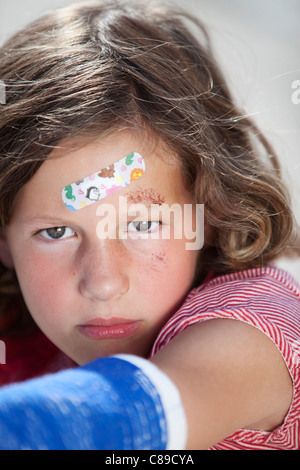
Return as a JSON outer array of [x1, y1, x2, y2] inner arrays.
[[127, 188, 166, 205]]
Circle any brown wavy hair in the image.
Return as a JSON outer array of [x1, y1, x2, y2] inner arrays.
[[0, 0, 297, 334]]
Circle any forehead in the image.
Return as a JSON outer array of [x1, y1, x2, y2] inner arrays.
[[10, 131, 190, 219], [41, 131, 174, 186]]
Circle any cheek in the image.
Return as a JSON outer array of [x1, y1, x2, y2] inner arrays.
[[136, 243, 197, 306], [133, 245, 196, 343], [14, 250, 69, 318], [153, 241, 197, 276]]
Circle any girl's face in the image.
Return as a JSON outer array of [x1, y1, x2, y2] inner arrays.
[[2, 131, 200, 364]]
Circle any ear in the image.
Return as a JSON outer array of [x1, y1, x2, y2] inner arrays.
[[0, 228, 15, 270]]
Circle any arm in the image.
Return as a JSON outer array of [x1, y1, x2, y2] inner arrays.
[[151, 318, 293, 449], [0, 354, 186, 450], [0, 319, 292, 450]]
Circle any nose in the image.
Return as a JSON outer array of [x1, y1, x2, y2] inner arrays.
[[78, 239, 129, 302]]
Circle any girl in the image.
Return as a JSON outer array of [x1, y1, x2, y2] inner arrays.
[[0, 0, 299, 450]]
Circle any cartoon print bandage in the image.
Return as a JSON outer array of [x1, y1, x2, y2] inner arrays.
[[62, 152, 145, 210]]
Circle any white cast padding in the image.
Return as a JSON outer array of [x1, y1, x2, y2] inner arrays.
[[115, 354, 187, 450]]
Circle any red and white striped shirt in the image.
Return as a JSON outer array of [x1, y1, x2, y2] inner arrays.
[[149, 266, 300, 450]]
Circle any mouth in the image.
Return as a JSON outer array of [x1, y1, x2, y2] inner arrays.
[[77, 317, 142, 340]]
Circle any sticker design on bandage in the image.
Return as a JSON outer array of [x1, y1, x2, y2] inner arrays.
[[62, 152, 145, 210]]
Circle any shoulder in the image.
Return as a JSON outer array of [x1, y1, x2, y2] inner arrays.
[[151, 266, 300, 355], [151, 266, 299, 448], [151, 316, 293, 449], [188, 266, 300, 311]]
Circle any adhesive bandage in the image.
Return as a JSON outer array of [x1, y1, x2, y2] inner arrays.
[[62, 152, 145, 211]]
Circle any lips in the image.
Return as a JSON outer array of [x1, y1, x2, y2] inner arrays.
[[77, 318, 141, 340]]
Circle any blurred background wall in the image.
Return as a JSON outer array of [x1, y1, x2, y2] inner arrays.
[[0, 0, 299, 280]]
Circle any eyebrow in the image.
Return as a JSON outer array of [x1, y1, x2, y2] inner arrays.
[[17, 215, 75, 227], [126, 188, 166, 205]]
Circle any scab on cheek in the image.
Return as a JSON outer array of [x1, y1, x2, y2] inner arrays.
[[150, 251, 168, 272]]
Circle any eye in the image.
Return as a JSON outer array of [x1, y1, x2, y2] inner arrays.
[[38, 226, 76, 240], [127, 221, 160, 233]]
